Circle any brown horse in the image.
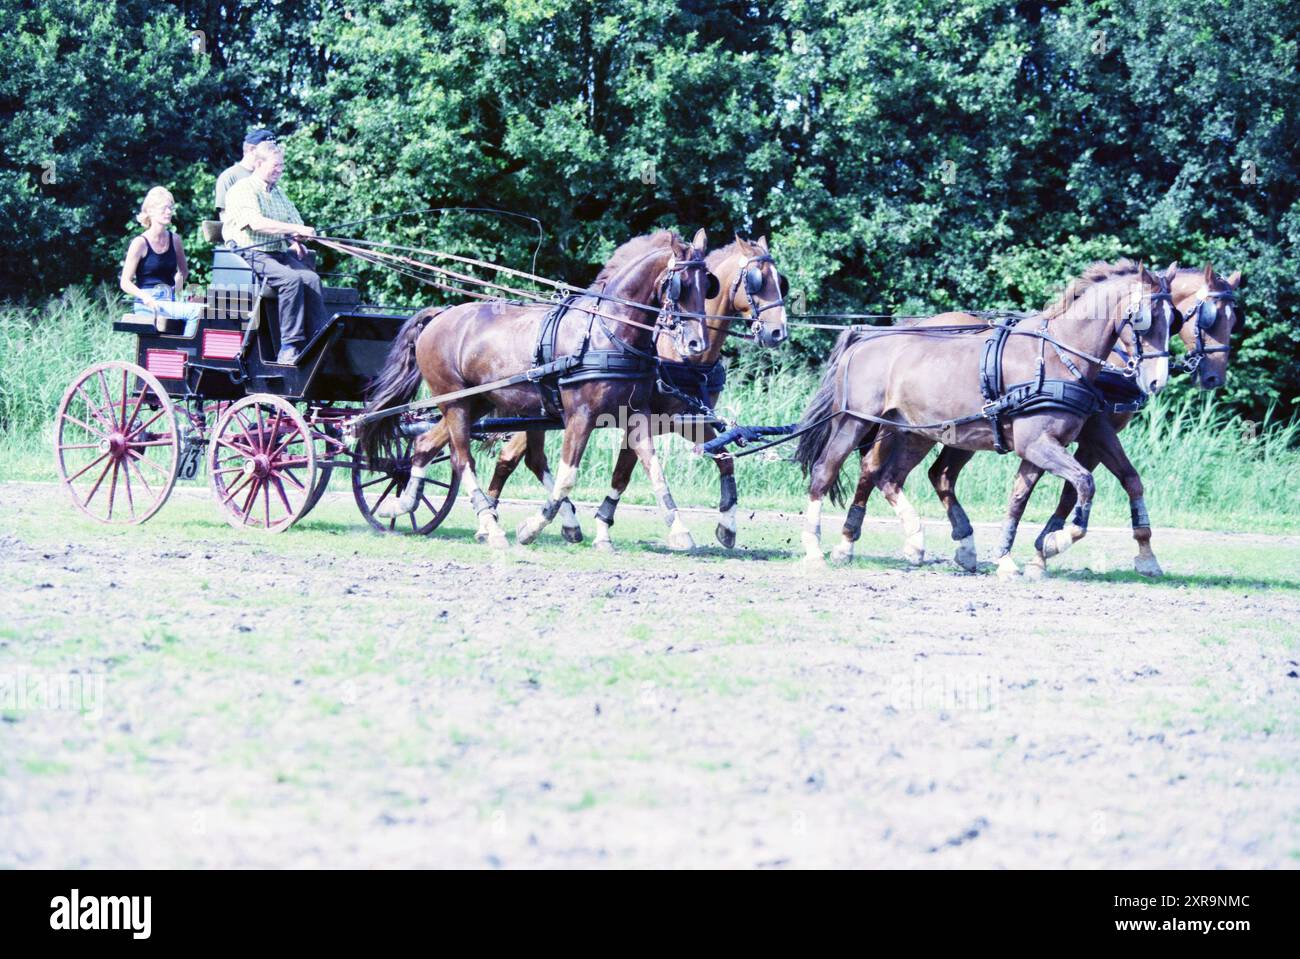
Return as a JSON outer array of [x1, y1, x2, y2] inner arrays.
[[851, 263, 1242, 576], [356, 229, 716, 549], [792, 261, 1176, 578], [1022, 263, 1243, 575], [478, 234, 789, 550]]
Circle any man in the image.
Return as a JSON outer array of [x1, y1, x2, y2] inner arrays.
[[223, 141, 323, 365], [214, 128, 277, 224]]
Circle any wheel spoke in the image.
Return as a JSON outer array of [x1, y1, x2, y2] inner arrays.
[[280, 467, 306, 491], [71, 389, 114, 436], [270, 474, 295, 514], [219, 472, 253, 507], [215, 435, 257, 456], [95, 370, 117, 428], [240, 477, 260, 523], [58, 441, 103, 451], [66, 450, 111, 483], [131, 437, 176, 448], [371, 479, 396, 511], [263, 479, 271, 527], [420, 492, 438, 515], [125, 407, 168, 440], [106, 459, 120, 519], [125, 454, 156, 497], [83, 457, 114, 509], [121, 455, 136, 519], [359, 474, 393, 489], [126, 448, 172, 478]]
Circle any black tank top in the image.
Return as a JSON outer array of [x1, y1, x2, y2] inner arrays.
[[136, 233, 177, 289]]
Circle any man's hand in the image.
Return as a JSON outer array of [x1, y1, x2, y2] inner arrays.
[[296, 225, 317, 237]]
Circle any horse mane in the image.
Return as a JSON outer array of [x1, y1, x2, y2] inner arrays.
[[592, 230, 685, 289], [705, 236, 755, 272], [1039, 259, 1141, 320]]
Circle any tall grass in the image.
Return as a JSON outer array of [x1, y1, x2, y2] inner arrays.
[[4, 288, 1298, 533]]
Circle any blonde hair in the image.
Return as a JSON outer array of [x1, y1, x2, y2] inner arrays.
[[136, 186, 176, 228]]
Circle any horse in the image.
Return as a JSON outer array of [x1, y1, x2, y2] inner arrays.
[[826, 261, 1211, 576], [355, 229, 717, 550], [1021, 263, 1243, 575], [791, 261, 1177, 578], [477, 234, 789, 551]]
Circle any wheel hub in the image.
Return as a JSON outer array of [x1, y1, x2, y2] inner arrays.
[[242, 454, 273, 479], [102, 432, 128, 459]]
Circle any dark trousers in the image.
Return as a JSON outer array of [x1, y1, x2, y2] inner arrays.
[[251, 249, 324, 350]]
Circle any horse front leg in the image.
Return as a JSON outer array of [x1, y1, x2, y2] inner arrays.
[[875, 433, 934, 566], [994, 459, 1046, 579], [518, 429, 583, 544], [515, 413, 593, 546], [1018, 432, 1096, 579], [592, 446, 638, 553], [626, 414, 694, 551]]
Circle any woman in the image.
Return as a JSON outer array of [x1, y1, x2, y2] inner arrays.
[[119, 186, 203, 336]]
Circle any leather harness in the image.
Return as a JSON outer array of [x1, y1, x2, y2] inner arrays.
[[531, 292, 660, 419], [977, 315, 1104, 453]]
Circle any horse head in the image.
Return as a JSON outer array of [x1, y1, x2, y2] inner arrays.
[[1169, 263, 1243, 390], [713, 233, 789, 348]]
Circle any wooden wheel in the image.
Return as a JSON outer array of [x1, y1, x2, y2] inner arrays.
[[54, 360, 179, 525], [208, 395, 317, 532], [351, 437, 459, 535]]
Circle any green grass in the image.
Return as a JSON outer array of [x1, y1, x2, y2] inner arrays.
[[4, 286, 1299, 533]]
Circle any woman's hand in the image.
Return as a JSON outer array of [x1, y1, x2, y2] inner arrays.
[[139, 293, 160, 311]]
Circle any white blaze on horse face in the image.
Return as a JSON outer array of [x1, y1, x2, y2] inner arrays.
[[802, 497, 823, 560]]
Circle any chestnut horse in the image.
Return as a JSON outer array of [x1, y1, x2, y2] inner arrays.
[[356, 230, 716, 549], [792, 261, 1175, 578], [846, 264, 1241, 576], [478, 234, 789, 550]]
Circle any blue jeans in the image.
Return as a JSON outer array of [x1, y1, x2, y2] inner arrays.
[[134, 286, 202, 336]]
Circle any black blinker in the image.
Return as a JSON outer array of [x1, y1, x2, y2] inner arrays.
[[704, 271, 720, 300]]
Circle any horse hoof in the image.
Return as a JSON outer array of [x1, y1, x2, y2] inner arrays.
[[593, 539, 616, 554], [715, 523, 736, 549], [474, 529, 489, 545], [1134, 555, 1164, 577], [903, 546, 925, 566], [515, 518, 544, 545], [829, 544, 854, 565], [562, 524, 584, 544], [954, 536, 977, 572], [996, 556, 1020, 580], [374, 502, 411, 520], [667, 531, 696, 552], [800, 554, 828, 572], [1023, 559, 1046, 581], [488, 532, 510, 550]]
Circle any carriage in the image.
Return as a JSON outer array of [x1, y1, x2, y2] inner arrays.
[[54, 232, 463, 533]]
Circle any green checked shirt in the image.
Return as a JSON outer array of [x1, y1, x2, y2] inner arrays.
[[222, 176, 304, 253]]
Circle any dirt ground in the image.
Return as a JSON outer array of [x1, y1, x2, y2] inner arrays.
[[2, 481, 1299, 868]]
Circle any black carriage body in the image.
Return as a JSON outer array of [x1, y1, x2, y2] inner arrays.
[[115, 248, 411, 407]]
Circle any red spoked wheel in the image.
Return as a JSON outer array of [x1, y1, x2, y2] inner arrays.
[[208, 395, 317, 532], [351, 437, 459, 535], [54, 360, 180, 525]]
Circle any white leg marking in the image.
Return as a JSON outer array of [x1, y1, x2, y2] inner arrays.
[[996, 554, 1020, 579], [517, 462, 576, 545], [1042, 524, 1086, 559], [891, 490, 925, 564], [375, 463, 424, 518], [954, 534, 977, 572], [801, 497, 825, 565], [644, 453, 693, 550], [593, 486, 619, 552], [462, 468, 507, 548], [830, 531, 855, 565]]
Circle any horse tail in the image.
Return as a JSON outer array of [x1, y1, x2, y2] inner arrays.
[[792, 328, 868, 506], [357, 307, 441, 464]]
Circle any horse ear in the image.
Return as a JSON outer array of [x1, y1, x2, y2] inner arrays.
[[1164, 261, 1178, 285], [1138, 263, 1156, 287], [756, 235, 769, 252], [1227, 270, 1243, 289], [692, 228, 707, 253], [1202, 262, 1214, 284]]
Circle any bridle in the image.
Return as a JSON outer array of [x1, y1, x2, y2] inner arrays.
[[655, 254, 716, 355], [1173, 287, 1237, 375], [1110, 287, 1174, 378], [728, 253, 788, 337]]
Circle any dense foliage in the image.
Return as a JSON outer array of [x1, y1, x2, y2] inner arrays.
[[2, 0, 1297, 414]]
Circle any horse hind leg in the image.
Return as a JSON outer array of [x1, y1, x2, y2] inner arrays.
[[519, 429, 583, 544], [441, 404, 509, 548], [625, 416, 695, 551], [995, 459, 1046, 580], [375, 419, 447, 519], [876, 434, 933, 566], [802, 419, 871, 568], [516, 412, 593, 546], [928, 446, 977, 572], [478, 430, 528, 542], [831, 429, 887, 565], [1018, 433, 1095, 579]]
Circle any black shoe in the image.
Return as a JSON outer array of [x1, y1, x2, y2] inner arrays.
[[275, 346, 300, 365]]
